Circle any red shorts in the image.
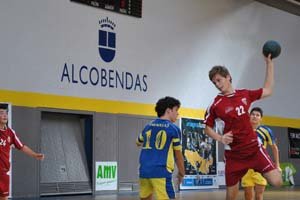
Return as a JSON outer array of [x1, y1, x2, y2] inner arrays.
[[0, 172, 9, 197], [225, 146, 275, 186]]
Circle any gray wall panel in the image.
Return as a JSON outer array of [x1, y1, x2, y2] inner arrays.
[[117, 116, 153, 184], [118, 116, 139, 183], [11, 106, 40, 198], [93, 113, 117, 194], [94, 113, 117, 162]]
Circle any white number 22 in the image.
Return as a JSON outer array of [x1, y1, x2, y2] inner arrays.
[[235, 105, 245, 116]]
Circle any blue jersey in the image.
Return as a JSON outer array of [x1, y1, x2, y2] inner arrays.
[[136, 118, 182, 178], [256, 125, 275, 149]]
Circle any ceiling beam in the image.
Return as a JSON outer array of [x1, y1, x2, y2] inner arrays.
[[255, 0, 300, 16]]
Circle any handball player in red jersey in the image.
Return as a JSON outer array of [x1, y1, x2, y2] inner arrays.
[[0, 104, 44, 200], [204, 54, 282, 200]]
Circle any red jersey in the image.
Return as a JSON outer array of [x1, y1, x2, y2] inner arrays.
[[0, 127, 24, 172], [204, 89, 263, 159]]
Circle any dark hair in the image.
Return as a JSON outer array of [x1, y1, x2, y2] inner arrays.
[[209, 65, 232, 83], [0, 104, 8, 110], [155, 96, 181, 117], [250, 107, 263, 117]]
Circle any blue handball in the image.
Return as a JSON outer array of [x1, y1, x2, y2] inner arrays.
[[262, 40, 281, 59]]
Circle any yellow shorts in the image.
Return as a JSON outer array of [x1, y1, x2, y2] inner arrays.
[[241, 169, 267, 187], [139, 177, 175, 199]]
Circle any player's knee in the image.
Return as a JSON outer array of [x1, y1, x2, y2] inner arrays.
[[270, 177, 282, 187], [264, 170, 282, 187], [274, 178, 283, 187]]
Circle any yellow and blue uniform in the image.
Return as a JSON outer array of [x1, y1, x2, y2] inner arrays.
[[136, 118, 182, 199], [256, 125, 276, 148], [242, 125, 276, 187]]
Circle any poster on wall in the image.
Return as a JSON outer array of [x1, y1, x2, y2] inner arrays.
[[95, 161, 118, 191], [288, 128, 300, 158], [180, 118, 218, 189]]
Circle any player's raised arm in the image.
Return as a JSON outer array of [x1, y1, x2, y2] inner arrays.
[[261, 54, 274, 99], [262, 40, 281, 99]]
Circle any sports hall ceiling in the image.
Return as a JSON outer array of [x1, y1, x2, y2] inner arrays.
[[255, 0, 300, 16]]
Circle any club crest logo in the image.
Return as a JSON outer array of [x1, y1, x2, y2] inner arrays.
[[98, 17, 116, 62], [241, 98, 247, 105]]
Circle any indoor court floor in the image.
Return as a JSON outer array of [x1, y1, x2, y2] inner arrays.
[[23, 186, 300, 200]]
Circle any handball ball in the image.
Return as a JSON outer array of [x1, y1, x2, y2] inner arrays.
[[262, 40, 281, 59]]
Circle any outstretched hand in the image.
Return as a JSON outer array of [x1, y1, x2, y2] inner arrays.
[[35, 153, 45, 160], [21, 145, 45, 161]]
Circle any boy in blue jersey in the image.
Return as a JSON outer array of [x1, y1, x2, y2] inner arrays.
[[136, 96, 185, 200], [241, 107, 281, 200]]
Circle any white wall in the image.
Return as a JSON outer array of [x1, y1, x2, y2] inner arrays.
[[0, 0, 299, 118]]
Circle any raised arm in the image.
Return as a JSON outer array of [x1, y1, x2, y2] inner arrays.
[[261, 54, 274, 99]]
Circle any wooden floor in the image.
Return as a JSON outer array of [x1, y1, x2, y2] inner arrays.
[[37, 187, 300, 200]]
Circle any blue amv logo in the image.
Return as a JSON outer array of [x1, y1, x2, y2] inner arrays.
[[99, 17, 116, 62]]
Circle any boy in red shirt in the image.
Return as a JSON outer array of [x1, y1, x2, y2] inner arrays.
[[204, 54, 282, 200], [0, 104, 44, 200]]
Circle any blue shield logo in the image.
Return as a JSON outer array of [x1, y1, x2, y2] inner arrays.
[[98, 17, 116, 63]]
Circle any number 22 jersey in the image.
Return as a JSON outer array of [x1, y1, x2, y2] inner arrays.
[[204, 89, 263, 159]]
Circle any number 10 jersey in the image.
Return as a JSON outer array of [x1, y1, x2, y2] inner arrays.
[[136, 119, 182, 178]]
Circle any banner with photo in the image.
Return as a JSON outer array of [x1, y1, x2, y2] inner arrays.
[[288, 128, 300, 158], [180, 118, 218, 189]]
